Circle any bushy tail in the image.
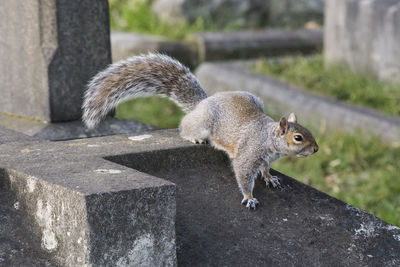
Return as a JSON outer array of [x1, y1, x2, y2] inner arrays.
[[82, 53, 207, 129]]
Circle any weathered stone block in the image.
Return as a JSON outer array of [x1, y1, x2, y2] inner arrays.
[[0, 128, 177, 266], [0, 182, 55, 266], [324, 0, 400, 82], [0, 0, 111, 122]]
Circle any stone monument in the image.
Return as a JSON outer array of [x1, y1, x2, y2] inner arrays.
[[325, 0, 400, 82], [0, 0, 156, 140]]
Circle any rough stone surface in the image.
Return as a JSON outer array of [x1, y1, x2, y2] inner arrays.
[[196, 61, 400, 143], [2, 127, 400, 265], [325, 0, 400, 82], [0, 125, 38, 145], [108, 139, 400, 266], [0, 185, 55, 267], [152, 0, 269, 29], [111, 31, 198, 68], [0, 127, 178, 266], [189, 29, 323, 62], [0, 113, 159, 141], [0, 0, 111, 122]]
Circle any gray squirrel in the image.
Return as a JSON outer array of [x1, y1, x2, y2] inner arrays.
[[82, 53, 319, 209]]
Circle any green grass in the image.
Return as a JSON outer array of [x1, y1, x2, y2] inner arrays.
[[116, 96, 400, 226], [116, 97, 184, 128], [254, 54, 400, 117], [109, 0, 211, 40]]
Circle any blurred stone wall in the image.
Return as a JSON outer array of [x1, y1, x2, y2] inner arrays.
[[325, 0, 400, 82], [152, 0, 325, 29]]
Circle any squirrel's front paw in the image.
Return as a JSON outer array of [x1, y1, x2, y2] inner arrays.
[[265, 176, 281, 188], [241, 197, 259, 210]]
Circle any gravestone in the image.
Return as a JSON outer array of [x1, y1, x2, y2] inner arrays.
[[0, 0, 111, 122], [0, 0, 158, 141], [325, 0, 400, 82]]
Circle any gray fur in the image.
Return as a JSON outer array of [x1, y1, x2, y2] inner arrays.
[[82, 53, 207, 129], [82, 53, 318, 210]]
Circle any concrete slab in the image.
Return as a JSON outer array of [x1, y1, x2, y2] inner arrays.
[[1, 128, 399, 265], [0, 113, 158, 141], [195, 61, 400, 143]]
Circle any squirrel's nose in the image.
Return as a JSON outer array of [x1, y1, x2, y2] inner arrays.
[[313, 145, 319, 153]]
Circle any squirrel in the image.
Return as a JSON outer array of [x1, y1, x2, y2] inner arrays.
[[82, 53, 319, 209]]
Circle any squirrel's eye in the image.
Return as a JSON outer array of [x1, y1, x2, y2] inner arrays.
[[294, 135, 303, 142]]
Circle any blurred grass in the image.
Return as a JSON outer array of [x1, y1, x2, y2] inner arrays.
[[116, 96, 400, 226], [116, 97, 184, 129], [109, 0, 212, 40], [254, 54, 400, 117]]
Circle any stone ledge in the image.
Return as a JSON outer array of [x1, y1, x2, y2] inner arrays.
[[0, 113, 158, 141], [1, 128, 399, 266], [0, 128, 179, 266], [111, 31, 198, 69], [189, 28, 323, 62], [0, 125, 38, 145], [110, 29, 323, 67], [195, 61, 400, 144]]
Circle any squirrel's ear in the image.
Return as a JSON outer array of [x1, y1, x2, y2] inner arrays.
[[288, 112, 297, 123], [279, 117, 289, 135]]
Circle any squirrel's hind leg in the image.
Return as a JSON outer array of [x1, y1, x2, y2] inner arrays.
[[179, 108, 213, 145]]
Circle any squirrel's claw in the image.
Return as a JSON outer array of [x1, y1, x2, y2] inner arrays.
[[193, 139, 209, 145], [265, 176, 281, 188], [241, 197, 259, 210]]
